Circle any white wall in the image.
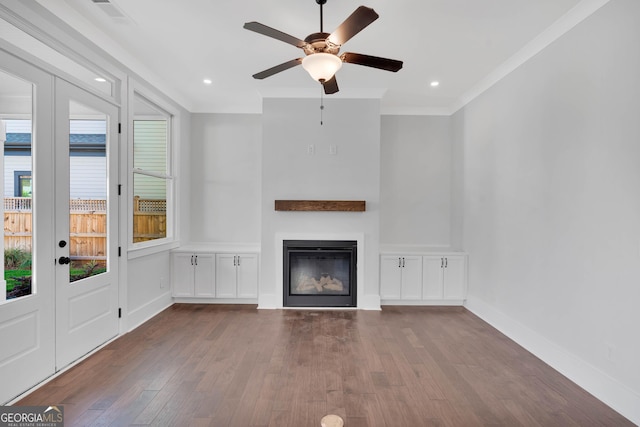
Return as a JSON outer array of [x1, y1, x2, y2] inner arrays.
[[380, 115, 453, 249], [260, 97, 381, 309], [189, 113, 261, 243], [126, 252, 172, 331], [460, 0, 640, 422]]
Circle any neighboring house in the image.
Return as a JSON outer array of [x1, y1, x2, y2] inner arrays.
[[4, 118, 107, 199], [3, 118, 167, 200]]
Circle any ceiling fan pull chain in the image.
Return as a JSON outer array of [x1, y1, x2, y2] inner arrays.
[[320, 85, 324, 125]]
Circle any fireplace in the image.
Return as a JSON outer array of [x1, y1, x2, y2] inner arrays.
[[283, 240, 357, 307]]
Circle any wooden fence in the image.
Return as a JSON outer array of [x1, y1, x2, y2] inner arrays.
[[4, 197, 166, 259]]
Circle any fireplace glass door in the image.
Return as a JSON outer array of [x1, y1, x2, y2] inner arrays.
[[284, 240, 356, 307]]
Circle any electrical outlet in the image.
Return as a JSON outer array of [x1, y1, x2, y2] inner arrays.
[[160, 277, 165, 289], [605, 343, 615, 362], [329, 145, 337, 155], [307, 144, 315, 155]]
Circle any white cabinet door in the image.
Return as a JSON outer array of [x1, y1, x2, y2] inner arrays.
[[194, 254, 215, 297], [172, 253, 196, 296], [422, 256, 444, 299], [237, 254, 259, 298], [215, 254, 237, 298], [443, 255, 466, 299], [380, 256, 402, 299], [400, 256, 423, 300]]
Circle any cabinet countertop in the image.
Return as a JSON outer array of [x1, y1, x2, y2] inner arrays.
[[173, 242, 260, 253]]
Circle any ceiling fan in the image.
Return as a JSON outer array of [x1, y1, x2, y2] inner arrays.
[[243, 0, 403, 95]]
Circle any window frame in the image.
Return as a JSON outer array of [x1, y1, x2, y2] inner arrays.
[[127, 82, 179, 257], [13, 170, 32, 197]]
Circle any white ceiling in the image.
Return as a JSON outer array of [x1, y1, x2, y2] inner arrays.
[[32, 0, 599, 115]]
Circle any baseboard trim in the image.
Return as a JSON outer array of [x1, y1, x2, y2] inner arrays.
[[465, 295, 640, 425], [126, 292, 173, 332]]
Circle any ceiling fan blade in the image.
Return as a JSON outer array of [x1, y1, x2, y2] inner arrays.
[[322, 76, 339, 94], [252, 58, 303, 79], [340, 52, 403, 72], [327, 6, 379, 46], [243, 22, 307, 48]]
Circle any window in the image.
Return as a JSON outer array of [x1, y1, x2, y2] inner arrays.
[[14, 171, 32, 197], [131, 92, 173, 246]]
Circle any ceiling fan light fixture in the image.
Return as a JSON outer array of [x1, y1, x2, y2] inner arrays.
[[302, 53, 342, 82]]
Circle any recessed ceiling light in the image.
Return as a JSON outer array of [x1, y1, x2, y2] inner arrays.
[[94, 77, 107, 83], [203, 78, 212, 85], [430, 81, 439, 87]]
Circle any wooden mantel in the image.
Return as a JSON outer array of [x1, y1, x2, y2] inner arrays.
[[275, 200, 366, 212]]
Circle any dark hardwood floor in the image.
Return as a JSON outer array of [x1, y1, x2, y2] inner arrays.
[[17, 304, 633, 426]]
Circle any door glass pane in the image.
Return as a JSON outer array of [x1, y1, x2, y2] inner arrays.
[[69, 101, 107, 283], [1, 70, 33, 301]]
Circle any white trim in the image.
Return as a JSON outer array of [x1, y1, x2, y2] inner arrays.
[[381, 106, 454, 116], [272, 232, 370, 309], [133, 168, 173, 180], [125, 293, 173, 333], [451, 0, 611, 114], [381, 299, 465, 306], [465, 295, 640, 425], [127, 240, 180, 260]]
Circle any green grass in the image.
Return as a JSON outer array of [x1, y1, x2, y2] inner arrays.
[[5, 267, 107, 292], [5, 269, 31, 291]]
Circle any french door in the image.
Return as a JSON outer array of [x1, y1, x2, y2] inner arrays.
[[54, 78, 119, 369], [0, 52, 120, 403]]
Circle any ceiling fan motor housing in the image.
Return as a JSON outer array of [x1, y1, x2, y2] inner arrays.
[[303, 32, 340, 56]]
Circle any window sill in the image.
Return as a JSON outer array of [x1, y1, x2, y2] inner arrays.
[[127, 240, 180, 260]]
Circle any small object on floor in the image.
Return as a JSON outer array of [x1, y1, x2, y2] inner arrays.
[[321, 414, 344, 427]]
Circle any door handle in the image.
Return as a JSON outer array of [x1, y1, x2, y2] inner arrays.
[[58, 256, 71, 265]]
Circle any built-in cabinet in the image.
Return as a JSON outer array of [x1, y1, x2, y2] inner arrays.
[[380, 253, 467, 304], [215, 253, 259, 298], [172, 252, 215, 297], [380, 255, 423, 300], [172, 250, 259, 301]]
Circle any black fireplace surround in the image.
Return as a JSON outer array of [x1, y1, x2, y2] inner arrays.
[[283, 240, 357, 307]]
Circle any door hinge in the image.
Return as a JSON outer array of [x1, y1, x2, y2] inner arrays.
[[118, 308, 122, 318], [118, 123, 121, 134], [118, 184, 122, 195], [118, 246, 121, 257]]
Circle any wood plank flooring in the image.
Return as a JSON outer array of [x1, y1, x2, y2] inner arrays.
[[17, 305, 633, 426]]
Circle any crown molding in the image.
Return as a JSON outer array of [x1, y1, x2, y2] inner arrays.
[[451, 0, 611, 114]]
